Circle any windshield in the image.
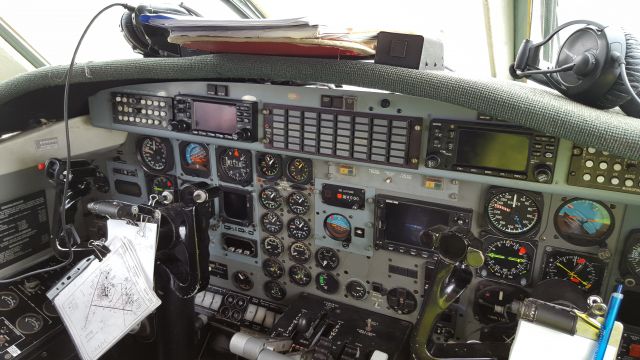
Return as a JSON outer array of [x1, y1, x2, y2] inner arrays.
[[2, 0, 640, 79]]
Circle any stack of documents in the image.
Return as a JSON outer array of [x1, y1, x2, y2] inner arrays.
[[140, 15, 377, 57]]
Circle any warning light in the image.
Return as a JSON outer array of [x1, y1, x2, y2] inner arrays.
[[37, 162, 46, 171], [518, 247, 527, 255], [337, 193, 343, 199]]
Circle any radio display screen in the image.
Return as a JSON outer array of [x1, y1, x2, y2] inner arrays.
[[193, 101, 237, 134], [456, 129, 530, 172], [382, 200, 452, 248]]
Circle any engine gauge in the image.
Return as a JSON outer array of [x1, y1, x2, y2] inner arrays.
[[486, 189, 541, 236], [554, 198, 614, 246], [259, 187, 282, 210], [315, 247, 339, 270], [262, 258, 285, 279], [261, 212, 284, 235], [289, 242, 311, 263], [316, 272, 340, 294], [542, 249, 605, 293], [287, 192, 310, 215], [257, 153, 282, 179], [262, 236, 284, 257], [324, 214, 351, 241], [287, 216, 311, 241], [217, 147, 253, 186], [137, 136, 174, 173], [180, 142, 210, 177], [480, 237, 536, 286], [286, 157, 312, 184], [622, 230, 640, 283], [232, 271, 254, 291], [16, 313, 43, 334], [0, 292, 19, 311], [345, 280, 368, 300], [147, 175, 177, 198], [264, 280, 287, 301], [288, 264, 312, 287]]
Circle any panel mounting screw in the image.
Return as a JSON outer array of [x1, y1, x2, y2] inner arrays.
[[411, 158, 419, 165], [262, 138, 269, 144], [262, 109, 270, 115], [414, 125, 422, 131]]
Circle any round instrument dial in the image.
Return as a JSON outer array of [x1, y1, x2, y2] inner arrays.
[[324, 214, 351, 241], [262, 258, 285, 280], [183, 143, 209, 173], [481, 238, 534, 286], [346, 280, 368, 300], [554, 198, 614, 246], [287, 216, 311, 241], [259, 187, 282, 210], [315, 272, 340, 294], [289, 242, 311, 263], [261, 212, 284, 235], [16, 313, 43, 334], [218, 148, 252, 185], [0, 292, 19, 311], [257, 153, 282, 179], [315, 247, 340, 271], [232, 271, 254, 291], [487, 190, 541, 235], [262, 236, 284, 257], [138, 136, 174, 173], [286, 158, 312, 184], [264, 280, 287, 301], [287, 192, 310, 215], [288, 264, 312, 287], [387, 287, 418, 315], [542, 250, 604, 292], [149, 175, 176, 197], [624, 234, 640, 281]]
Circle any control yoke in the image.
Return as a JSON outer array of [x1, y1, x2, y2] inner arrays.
[[411, 226, 486, 360]]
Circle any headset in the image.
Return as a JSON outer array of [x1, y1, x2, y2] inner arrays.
[[120, 3, 202, 57], [510, 20, 640, 118]]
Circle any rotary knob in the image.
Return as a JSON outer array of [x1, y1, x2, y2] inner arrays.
[[533, 165, 553, 183], [425, 154, 441, 168], [234, 128, 252, 141]]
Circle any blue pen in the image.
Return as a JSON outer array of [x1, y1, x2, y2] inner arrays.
[[593, 284, 624, 360]]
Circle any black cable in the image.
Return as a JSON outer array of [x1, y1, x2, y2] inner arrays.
[[0, 3, 134, 283], [614, 52, 640, 107]]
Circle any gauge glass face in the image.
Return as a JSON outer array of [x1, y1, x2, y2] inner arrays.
[[288, 264, 312, 286], [287, 192, 310, 215], [482, 238, 534, 286], [542, 250, 604, 292], [324, 214, 351, 241], [184, 143, 209, 168], [315, 247, 339, 270], [487, 191, 540, 235], [219, 148, 252, 183], [0, 292, 19, 311], [264, 280, 287, 301], [16, 313, 43, 334], [258, 153, 282, 178], [625, 237, 640, 280], [232, 271, 254, 291], [315, 272, 340, 294], [287, 158, 311, 183], [259, 187, 282, 210], [262, 236, 284, 257], [554, 199, 613, 245], [261, 212, 284, 235], [149, 175, 175, 196], [262, 258, 285, 279], [346, 280, 368, 300], [287, 216, 311, 241], [289, 242, 311, 263], [139, 137, 173, 172]]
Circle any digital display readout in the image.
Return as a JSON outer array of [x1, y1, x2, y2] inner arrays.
[[456, 129, 530, 172], [383, 201, 452, 248], [193, 101, 237, 134], [321, 184, 365, 210]]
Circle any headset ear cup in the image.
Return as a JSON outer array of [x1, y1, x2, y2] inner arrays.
[[596, 30, 640, 109], [120, 11, 151, 55], [619, 31, 640, 117]]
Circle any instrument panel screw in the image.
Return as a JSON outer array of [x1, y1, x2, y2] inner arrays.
[[451, 179, 459, 185], [261, 109, 270, 115], [261, 138, 269, 144], [449, 193, 458, 200], [411, 158, 419, 165], [414, 125, 422, 131]]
